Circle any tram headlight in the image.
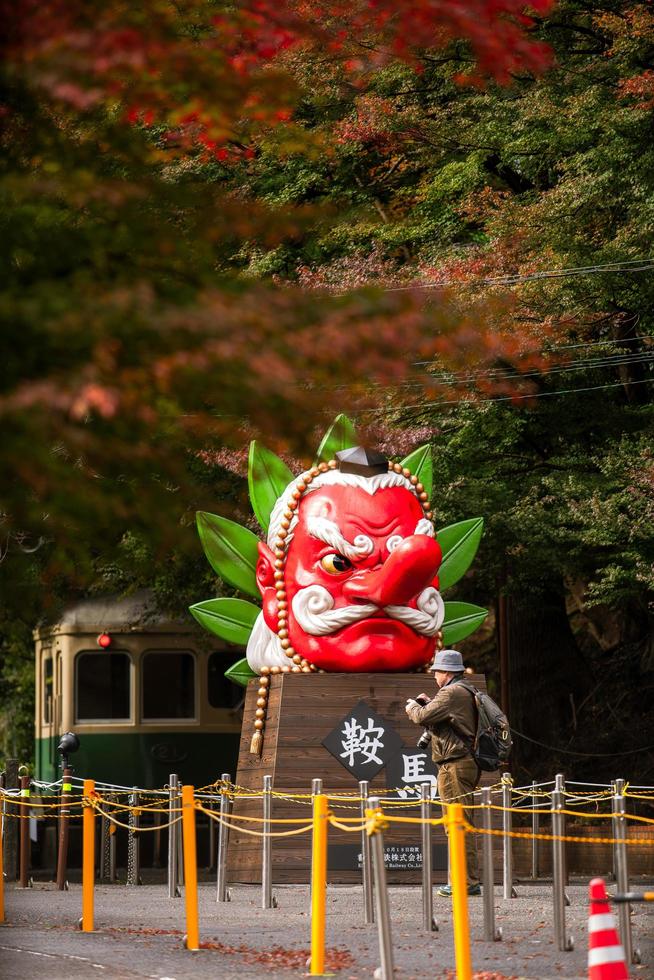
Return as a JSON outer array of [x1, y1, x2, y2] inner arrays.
[[57, 731, 80, 769]]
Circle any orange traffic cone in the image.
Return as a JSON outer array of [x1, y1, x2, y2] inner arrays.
[[588, 877, 629, 980]]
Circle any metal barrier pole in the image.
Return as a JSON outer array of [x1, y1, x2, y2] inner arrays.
[[152, 808, 163, 869], [368, 797, 395, 980], [19, 773, 31, 888], [262, 774, 277, 909], [447, 803, 472, 980], [81, 779, 95, 932], [177, 807, 185, 887], [420, 782, 437, 932], [531, 780, 539, 879], [217, 771, 232, 903], [612, 785, 641, 964], [359, 780, 374, 924], [555, 774, 570, 904], [126, 788, 141, 886], [168, 774, 181, 897], [310, 793, 328, 976], [551, 783, 573, 951], [108, 795, 117, 883], [0, 792, 5, 922], [99, 792, 115, 884], [4, 759, 18, 882], [501, 773, 516, 898], [181, 785, 199, 951], [56, 766, 72, 890], [481, 788, 501, 942], [99, 809, 110, 882], [208, 796, 217, 872], [610, 779, 619, 881]]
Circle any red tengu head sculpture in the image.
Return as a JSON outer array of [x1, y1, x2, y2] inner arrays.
[[246, 447, 445, 673]]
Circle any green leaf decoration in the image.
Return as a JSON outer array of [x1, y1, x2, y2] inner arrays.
[[189, 598, 259, 645], [437, 518, 484, 592], [441, 602, 488, 645], [248, 441, 294, 534], [315, 413, 358, 463], [400, 444, 432, 500], [224, 657, 257, 688], [196, 511, 259, 597]]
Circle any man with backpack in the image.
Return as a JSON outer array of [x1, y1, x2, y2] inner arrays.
[[405, 648, 483, 896]]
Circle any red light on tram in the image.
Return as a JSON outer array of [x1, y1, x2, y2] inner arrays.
[[97, 632, 112, 649]]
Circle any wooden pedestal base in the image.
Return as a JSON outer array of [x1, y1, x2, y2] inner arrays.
[[226, 671, 497, 884]]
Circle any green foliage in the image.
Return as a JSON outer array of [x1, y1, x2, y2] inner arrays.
[[248, 441, 294, 533], [437, 518, 484, 592], [224, 658, 257, 688], [189, 598, 260, 645], [196, 512, 260, 597], [441, 602, 489, 644], [400, 445, 432, 499], [315, 414, 358, 462]]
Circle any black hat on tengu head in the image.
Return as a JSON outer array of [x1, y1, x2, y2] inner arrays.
[[335, 446, 389, 477]]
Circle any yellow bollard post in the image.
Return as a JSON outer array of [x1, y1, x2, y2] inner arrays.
[[81, 779, 95, 932], [310, 793, 328, 976], [447, 803, 472, 980], [181, 785, 200, 951]]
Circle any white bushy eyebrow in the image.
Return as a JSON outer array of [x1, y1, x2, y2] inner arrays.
[[306, 517, 374, 560], [387, 519, 435, 552], [267, 468, 429, 549]]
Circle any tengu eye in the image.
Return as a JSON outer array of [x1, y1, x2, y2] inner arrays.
[[320, 553, 353, 574]]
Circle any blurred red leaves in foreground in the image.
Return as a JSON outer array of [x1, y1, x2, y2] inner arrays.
[[3, 0, 553, 156], [0, 0, 557, 564]]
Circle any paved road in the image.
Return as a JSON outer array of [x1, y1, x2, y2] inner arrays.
[[2, 881, 652, 979]]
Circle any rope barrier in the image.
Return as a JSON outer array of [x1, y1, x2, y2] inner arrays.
[[467, 824, 654, 847], [195, 804, 317, 826], [91, 803, 183, 833], [199, 809, 314, 839]]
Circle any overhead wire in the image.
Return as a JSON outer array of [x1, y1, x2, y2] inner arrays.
[[384, 349, 654, 392], [410, 330, 647, 366], [382, 257, 654, 293], [362, 374, 654, 415]]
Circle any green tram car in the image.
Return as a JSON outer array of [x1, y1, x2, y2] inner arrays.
[[34, 593, 243, 790]]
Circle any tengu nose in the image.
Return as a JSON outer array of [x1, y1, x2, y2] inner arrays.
[[343, 535, 442, 607]]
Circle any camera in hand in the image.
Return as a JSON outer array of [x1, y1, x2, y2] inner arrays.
[[410, 693, 432, 750], [416, 728, 432, 750]]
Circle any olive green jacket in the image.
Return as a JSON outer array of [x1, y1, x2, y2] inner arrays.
[[406, 677, 477, 764]]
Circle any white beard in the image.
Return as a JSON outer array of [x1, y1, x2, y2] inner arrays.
[[245, 587, 444, 673], [246, 612, 293, 672], [292, 585, 444, 637]]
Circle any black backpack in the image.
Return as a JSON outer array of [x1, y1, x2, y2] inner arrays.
[[459, 682, 512, 772]]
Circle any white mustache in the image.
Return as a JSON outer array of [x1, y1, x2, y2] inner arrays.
[[291, 585, 444, 638]]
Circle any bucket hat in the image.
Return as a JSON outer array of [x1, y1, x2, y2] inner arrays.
[[430, 649, 465, 672]]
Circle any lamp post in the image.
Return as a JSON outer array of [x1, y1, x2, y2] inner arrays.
[[56, 731, 80, 890]]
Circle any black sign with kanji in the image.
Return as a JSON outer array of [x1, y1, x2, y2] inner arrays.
[[385, 746, 439, 801], [322, 699, 403, 780]]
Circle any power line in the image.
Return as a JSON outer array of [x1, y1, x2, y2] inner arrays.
[[392, 350, 654, 391], [384, 257, 654, 293], [364, 375, 654, 415], [412, 332, 648, 367], [330, 352, 654, 392]]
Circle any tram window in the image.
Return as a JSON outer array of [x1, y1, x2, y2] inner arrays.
[[43, 655, 53, 724], [142, 651, 195, 720], [207, 651, 243, 710], [76, 651, 131, 721]]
